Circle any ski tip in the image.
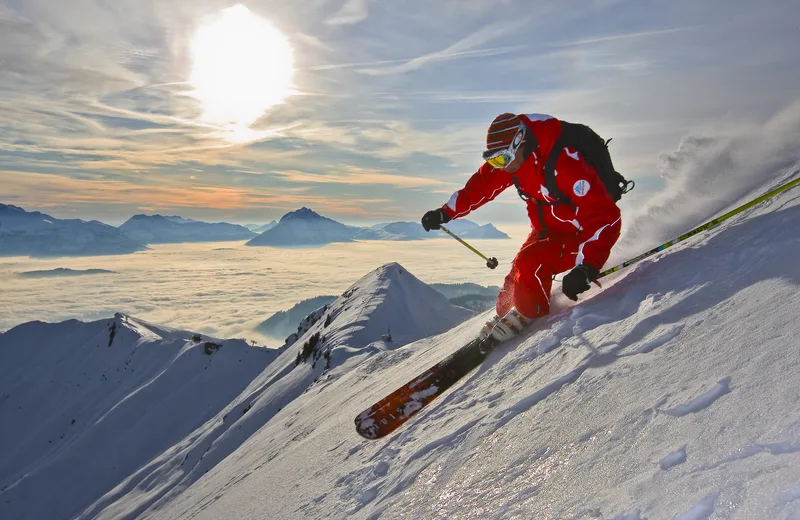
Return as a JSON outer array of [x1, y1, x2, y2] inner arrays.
[[355, 410, 380, 440]]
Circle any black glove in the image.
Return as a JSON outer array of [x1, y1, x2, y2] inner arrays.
[[421, 208, 451, 231], [562, 264, 599, 301]]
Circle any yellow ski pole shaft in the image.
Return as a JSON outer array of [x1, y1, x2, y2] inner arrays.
[[439, 225, 499, 270], [599, 176, 800, 280]]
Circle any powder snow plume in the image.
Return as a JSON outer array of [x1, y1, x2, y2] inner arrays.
[[613, 99, 800, 263]]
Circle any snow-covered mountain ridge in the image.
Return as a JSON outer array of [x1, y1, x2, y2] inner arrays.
[[2, 172, 800, 519], [0, 314, 278, 520], [0, 263, 472, 520]]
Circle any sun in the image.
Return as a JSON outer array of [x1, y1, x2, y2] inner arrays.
[[190, 4, 294, 132]]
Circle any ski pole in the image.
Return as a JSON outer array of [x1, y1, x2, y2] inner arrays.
[[598, 176, 800, 279], [439, 225, 499, 269]]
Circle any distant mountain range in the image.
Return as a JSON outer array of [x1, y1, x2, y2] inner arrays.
[[247, 207, 509, 247], [251, 221, 278, 233], [0, 204, 146, 257], [371, 220, 509, 240], [246, 207, 369, 246], [1, 204, 509, 256], [119, 215, 256, 243], [18, 268, 115, 278]]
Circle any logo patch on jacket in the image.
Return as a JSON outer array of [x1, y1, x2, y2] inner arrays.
[[573, 179, 590, 197]]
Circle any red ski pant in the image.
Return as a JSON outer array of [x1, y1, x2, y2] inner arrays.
[[496, 231, 582, 319]]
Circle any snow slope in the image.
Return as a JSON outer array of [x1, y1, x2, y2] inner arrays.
[[0, 314, 279, 520], [139, 170, 798, 519], [2, 169, 800, 519]]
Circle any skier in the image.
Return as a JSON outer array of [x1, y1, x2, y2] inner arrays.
[[421, 113, 622, 343]]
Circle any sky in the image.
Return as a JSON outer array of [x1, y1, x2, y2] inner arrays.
[[0, 0, 799, 226]]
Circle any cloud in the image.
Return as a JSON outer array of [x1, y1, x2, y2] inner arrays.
[[355, 21, 526, 76], [0, 169, 381, 215], [558, 26, 698, 47], [326, 0, 374, 26], [270, 167, 447, 188], [614, 100, 800, 261]]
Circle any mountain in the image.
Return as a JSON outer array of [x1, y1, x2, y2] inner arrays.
[[255, 295, 337, 340], [18, 268, 115, 278], [438, 219, 509, 239], [247, 208, 510, 247], [3, 177, 800, 520], [430, 282, 502, 300], [372, 220, 510, 240], [0, 314, 280, 520], [118, 214, 256, 243], [0, 263, 473, 520], [246, 207, 383, 246], [371, 221, 428, 240], [0, 204, 146, 257], [251, 220, 278, 233]]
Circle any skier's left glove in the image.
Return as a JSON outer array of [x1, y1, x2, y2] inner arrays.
[[421, 207, 451, 231], [562, 264, 599, 301]]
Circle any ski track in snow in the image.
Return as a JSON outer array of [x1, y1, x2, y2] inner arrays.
[[673, 493, 718, 520], [662, 377, 732, 417], [693, 441, 800, 472], [611, 510, 646, 520], [776, 488, 800, 508], [660, 446, 688, 470]]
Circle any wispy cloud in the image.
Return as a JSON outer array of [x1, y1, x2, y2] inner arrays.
[[325, 0, 374, 26], [558, 26, 699, 47], [0, 169, 408, 221], [355, 21, 527, 76], [270, 167, 448, 188]]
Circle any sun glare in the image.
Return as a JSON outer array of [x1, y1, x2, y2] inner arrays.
[[190, 4, 293, 133]]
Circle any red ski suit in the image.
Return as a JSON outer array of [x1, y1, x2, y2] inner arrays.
[[442, 114, 622, 319]]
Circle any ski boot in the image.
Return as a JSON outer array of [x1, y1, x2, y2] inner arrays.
[[479, 313, 503, 341], [478, 307, 532, 353]]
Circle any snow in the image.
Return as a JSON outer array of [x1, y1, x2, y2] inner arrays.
[[660, 446, 688, 470], [2, 171, 800, 519]]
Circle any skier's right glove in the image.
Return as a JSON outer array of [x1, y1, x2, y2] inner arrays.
[[421, 207, 451, 231], [562, 264, 599, 301]]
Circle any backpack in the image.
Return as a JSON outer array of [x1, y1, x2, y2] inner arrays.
[[508, 121, 634, 239], [543, 121, 634, 204]]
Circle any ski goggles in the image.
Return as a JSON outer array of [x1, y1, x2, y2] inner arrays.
[[482, 124, 526, 169]]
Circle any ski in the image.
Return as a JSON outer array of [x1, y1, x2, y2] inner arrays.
[[355, 335, 499, 439]]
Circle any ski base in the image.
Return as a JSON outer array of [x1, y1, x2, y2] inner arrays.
[[355, 335, 499, 439]]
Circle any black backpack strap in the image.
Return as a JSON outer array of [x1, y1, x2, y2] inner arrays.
[[510, 174, 531, 201], [506, 127, 574, 239]]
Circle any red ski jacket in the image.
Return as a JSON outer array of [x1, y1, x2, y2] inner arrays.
[[441, 114, 622, 271]]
